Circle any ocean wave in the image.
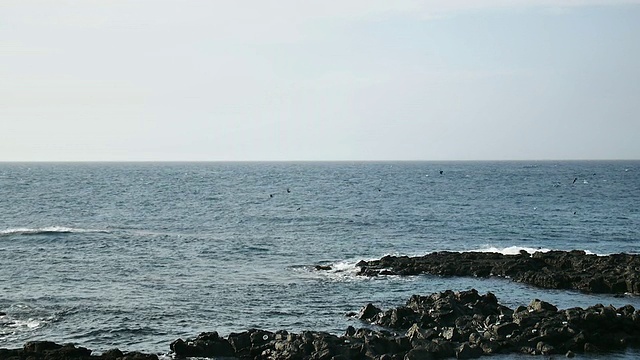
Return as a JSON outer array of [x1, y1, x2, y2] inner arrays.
[[306, 257, 389, 282], [469, 246, 596, 256], [0, 226, 110, 237], [470, 246, 553, 255], [5, 318, 46, 330], [0, 315, 52, 342]]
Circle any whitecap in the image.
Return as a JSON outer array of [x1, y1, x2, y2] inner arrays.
[[470, 246, 597, 256], [470, 246, 552, 255], [305, 258, 375, 282], [5, 318, 45, 330], [0, 226, 110, 237]]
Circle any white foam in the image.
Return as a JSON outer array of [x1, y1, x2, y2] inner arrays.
[[313, 246, 603, 282], [309, 257, 377, 282], [470, 246, 597, 256], [6, 318, 45, 329], [0, 226, 109, 236], [312, 252, 422, 282], [470, 246, 553, 255], [329, 260, 360, 273]]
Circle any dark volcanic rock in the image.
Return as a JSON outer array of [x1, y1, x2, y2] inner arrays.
[[162, 290, 640, 359], [0, 341, 158, 360], [170, 331, 234, 358], [358, 303, 382, 321], [356, 250, 640, 294], [106, 351, 157, 360], [7, 288, 640, 359], [23, 340, 63, 353], [315, 265, 332, 271], [353, 289, 640, 358]]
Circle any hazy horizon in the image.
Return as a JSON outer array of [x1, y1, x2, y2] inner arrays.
[[1, 159, 638, 164], [2, 1, 639, 162]]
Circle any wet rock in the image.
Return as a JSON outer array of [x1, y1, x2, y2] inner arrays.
[[406, 324, 435, 341], [228, 330, 253, 355], [455, 342, 483, 359], [373, 306, 419, 329], [169, 331, 234, 358], [358, 303, 382, 320], [426, 338, 455, 358], [100, 349, 124, 359], [404, 347, 435, 360], [492, 322, 519, 338], [168, 338, 190, 356], [478, 340, 502, 355], [528, 299, 558, 312], [355, 289, 640, 358], [1, 341, 158, 360], [23, 341, 62, 353], [345, 325, 356, 337], [54, 344, 93, 358], [8, 287, 640, 360], [364, 333, 393, 357], [441, 327, 463, 341], [584, 342, 601, 352], [356, 251, 640, 294], [0, 348, 21, 359], [536, 341, 555, 355], [117, 351, 158, 360]]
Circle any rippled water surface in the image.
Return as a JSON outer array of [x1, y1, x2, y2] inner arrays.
[[0, 161, 639, 357]]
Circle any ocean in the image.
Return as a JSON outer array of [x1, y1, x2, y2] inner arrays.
[[0, 161, 639, 358]]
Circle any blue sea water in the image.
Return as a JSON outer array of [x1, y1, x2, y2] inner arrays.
[[0, 161, 639, 358]]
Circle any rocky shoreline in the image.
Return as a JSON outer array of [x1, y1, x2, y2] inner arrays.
[[4, 251, 640, 359], [355, 250, 640, 294], [0, 342, 158, 360], [3, 289, 640, 359]]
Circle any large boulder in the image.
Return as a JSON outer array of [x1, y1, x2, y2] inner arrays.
[[169, 331, 234, 358]]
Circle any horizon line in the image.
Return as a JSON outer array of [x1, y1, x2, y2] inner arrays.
[[1, 159, 638, 164]]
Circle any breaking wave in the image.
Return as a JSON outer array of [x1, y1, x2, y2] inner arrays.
[[312, 246, 599, 281], [470, 246, 553, 255], [470, 246, 596, 256], [0, 310, 55, 342], [0, 226, 110, 237]]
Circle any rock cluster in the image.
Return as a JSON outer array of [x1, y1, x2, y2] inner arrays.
[[168, 290, 640, 359], [354, 289, 640, 358], [0, 341, 157, 360], [355, 250, 640, 294], [5, 289, 640, 359]]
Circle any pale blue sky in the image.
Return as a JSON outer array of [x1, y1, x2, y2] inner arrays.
[[1, 1, 639, 161]]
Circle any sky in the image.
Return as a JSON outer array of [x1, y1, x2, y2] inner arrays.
[[1, 0, 639, 161]]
